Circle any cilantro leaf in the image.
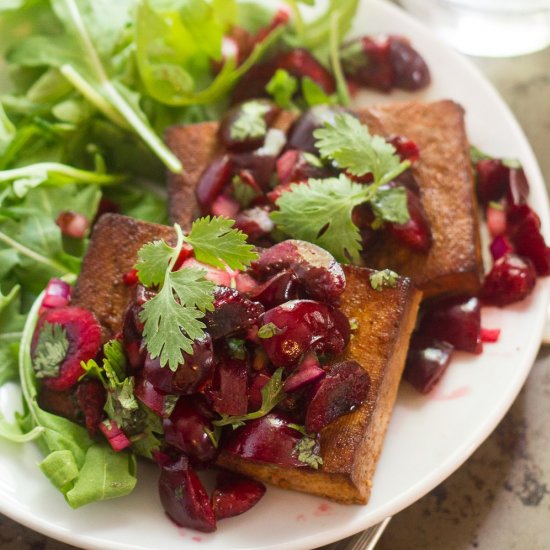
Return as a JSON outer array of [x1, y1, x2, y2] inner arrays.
[[257, 322, 284, 339], [369, 269, 398, 291], [183, 216, 258, 270], [294, 433, 323, 469], [313, 113, 406, 183], [32, 322, 69, 379], [140, 280, 209, 371], [370, 187, 409, 225], [266, 69, 298, 110], [302, 77, 335, 106], [229, 101, 271, 141], [135, 239, 175, 287], [271, 175, 367, 263], [213, 368, 286, 428]]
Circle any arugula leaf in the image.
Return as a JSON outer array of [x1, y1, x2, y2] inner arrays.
[[271, 175, 367, 263], [213, 368, 286, 428], [32, 321, 69, 379], [369, 269, 398, 291], [266, 69, 298, 110], [65, 444, 137, 509], [314, 113, 408, 182], [0, 285, 26, 387], [183, 216, 258, 270], [230, 101, 271, 141]]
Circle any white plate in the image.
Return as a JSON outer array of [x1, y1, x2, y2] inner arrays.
[[1, 1, 549, 549]]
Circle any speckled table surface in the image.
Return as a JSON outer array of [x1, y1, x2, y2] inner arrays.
[[2, 37, 550, 550]]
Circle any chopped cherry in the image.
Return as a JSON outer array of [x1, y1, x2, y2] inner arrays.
[[341, 36, 393, 91], [386, 188, 432, 252], [210, 193, 240, 219], [418, 296, 482, 354], [212, 353, 249, 416], [41, 278, 72, 310], [475, 159, 509, 205], [283, 353, 325, 393], [486, 203, 506, 237], [247, 372, 270, 411], [179, 258, 232, 287], [231, 151, 276, 192], [163, 396, 218, 463], [287, 105, 352, 153], [252, 239, 346, 302], [249, 270, 300, 309], [204, 286, 265, 340], [56, 211, 89, 239], [219, 100, 279, 152], [196, 155, 233, 211], [276, 49, 336, 94], [482, 253, 537, 306], [158, 456, 217, 533], [223, 412, 305, 467], [122, 268, 139, 287], [489, 235, 513, 261], [388, 135, 420, 163], [75, 379, 105, 435], [481, 328, 501, 343], [388, 36, 431, 91], [212, 470, 266, 520], [259, 300, 350, 367], [31, 307, 102, 391], [305, 360, 370, 433], [404, 338, 454, 393], [276, 149, 328, 185], [234, 206, 275, 241], [99, 419, 131, 452], [507, 204, 550, 275], [506, 167, 530, 207], [134, 375, 174, 418]]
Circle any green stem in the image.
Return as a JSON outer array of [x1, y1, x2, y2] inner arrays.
[[61, 0, 183, 173], [167, 224, 184, 273], [329, 11, 351, 107], [378, 160, 412, 187], [59, 65, 128, 128], [0, 231, 71, 275], [0, 162, 126, 185], [287, 0, 306, 42]]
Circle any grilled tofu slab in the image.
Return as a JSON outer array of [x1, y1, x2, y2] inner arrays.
[[72, 213, 421, 503], [166, 100, 482, 298]]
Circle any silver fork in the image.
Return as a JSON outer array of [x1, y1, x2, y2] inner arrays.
[[318, 517, 391, 550]]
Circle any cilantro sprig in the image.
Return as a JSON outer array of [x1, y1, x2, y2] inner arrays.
[[32, 322, 69, 379], [135, 217, 258, 371], [271, 114, 412, 263]]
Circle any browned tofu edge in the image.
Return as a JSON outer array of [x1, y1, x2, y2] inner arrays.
[[165, 100, 482, 298]]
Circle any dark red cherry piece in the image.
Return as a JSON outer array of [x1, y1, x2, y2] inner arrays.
[[211, 470, 266, 520]]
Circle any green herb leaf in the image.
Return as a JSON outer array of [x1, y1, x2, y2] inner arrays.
[[369, 269, 398, 291], [0, 285, 26, 387], [257, 322, 284, 339], [470, 144, 491, 165], [266, 69, 298, 110], [65, 444, 137, 509], [183, 216, 258, 270], [135, 239, 175, 288], [370, 186, 409, 225], [213, 368, 286, 428], [302, 77, 335, 107], [32, 321, 69, 379], [232, 174, 260, 209], [227, 338, 247, 360], [313, 113, 407, 182], [271, 174, 367, 263], [140, 269, 214, 371], [230, 100, 271, 141], [294, 433, 323, 469]]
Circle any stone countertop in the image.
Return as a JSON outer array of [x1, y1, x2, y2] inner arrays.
[[1, 43, 550, 550]]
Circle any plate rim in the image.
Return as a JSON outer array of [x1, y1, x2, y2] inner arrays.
[[0, 1, 549, 548]]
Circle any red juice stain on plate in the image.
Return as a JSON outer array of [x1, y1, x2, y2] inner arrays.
[[431, 385, 471, 401], [296, 513, 306, 522], [314, 502, 332, 516], [192, 536, 203, 542]]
